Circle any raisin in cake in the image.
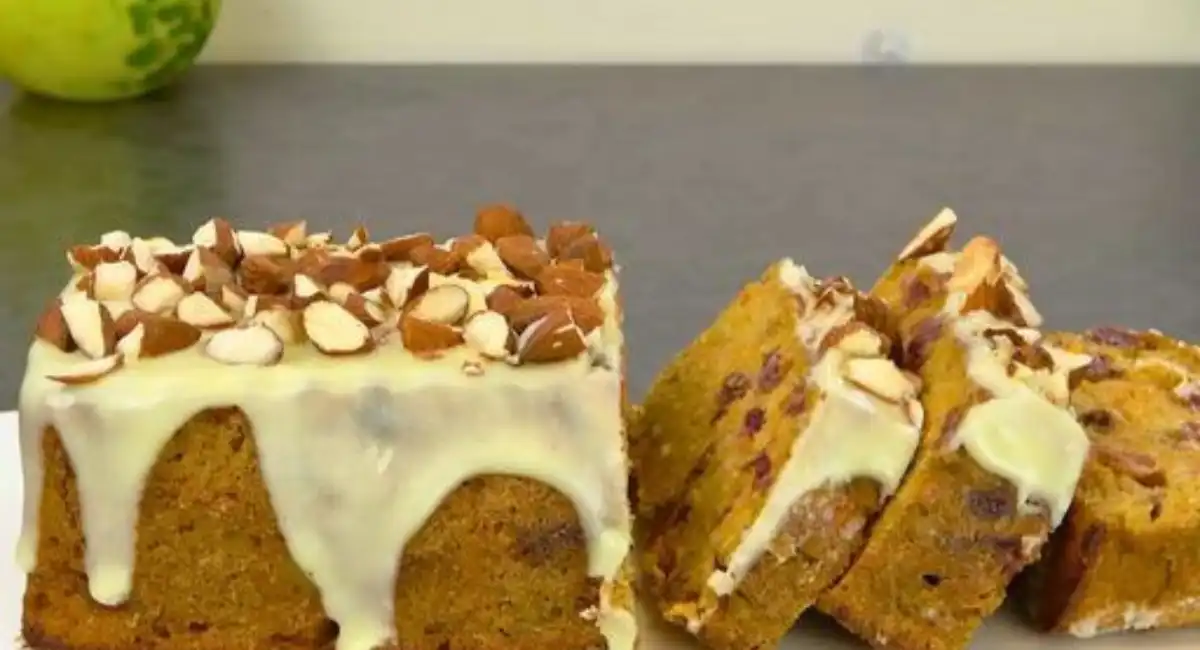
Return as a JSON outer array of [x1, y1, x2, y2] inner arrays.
[[1024, 326, 1200, 637], [817, 210, 1093, 650], [630, 260, 923, 650], [19, 207, 637, 650]]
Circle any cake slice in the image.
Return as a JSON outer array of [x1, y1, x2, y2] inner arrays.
[[817, 210, 1093, 650], [630, 260, 923, 650], [1024, 326, 1200, 637], [18, 208, 637, 650]]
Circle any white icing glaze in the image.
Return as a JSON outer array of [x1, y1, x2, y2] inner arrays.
[[18, 273, 634, 650], [705, 261, 921, 597], [946, 309, 1090, 527]]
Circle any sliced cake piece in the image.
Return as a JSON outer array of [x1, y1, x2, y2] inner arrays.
[[818, 210, 1093, 650], [1024, 326, 1200, 637], [19, 209, 636, 650], [630, 260, 923, 650]]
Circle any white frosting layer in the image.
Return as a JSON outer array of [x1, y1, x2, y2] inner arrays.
[[18, 281, 634, 650], [947, 308, 1090, 527], [705, 261, 922, 598]]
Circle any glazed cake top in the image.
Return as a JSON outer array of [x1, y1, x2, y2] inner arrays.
[[31, 205, 621, 384]]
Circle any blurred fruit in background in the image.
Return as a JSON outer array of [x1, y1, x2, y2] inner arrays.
[[0, 0, 221, 102]]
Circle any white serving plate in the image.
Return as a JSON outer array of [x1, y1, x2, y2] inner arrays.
[[2, 409, 1195, 649]]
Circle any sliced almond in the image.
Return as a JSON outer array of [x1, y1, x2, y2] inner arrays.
[[205, 325, 285, 366], [385, 266, 431, 307], [485, 284, 532, 315], [131, 273, 189, 314], [896, 208, 958, 262], [192, 217, 241, 266], [311, 256, 390, 292], [534, 266, 606, 298], [269, 220, 308, 247], [475, 204, 534, 242], [516, 309, 587, 364], [47, 354, 124, 385], [461, 359, 485, 376], [355, 243, 384, 264], [328, 282, 357, 304], [558, 234, 614, 273], [176, 293, 235, 329], [346, 224, 370, 251], [128, 238, 159, 274], [134, 313, 202, 358], [464, 310, 514, 359], [495, 235, 549, 280], [240, 255, 293, 295], [998, 279, 1044, 328], [181, 248, 205, 289], [303, 301, 374, 355], [34, 299, 75, 352], [238, 230, 290, 257], [408, 285, 470, 325], [60, 297, 116, 359], [306, 232, 333, 249], [67, 244, 122, 272], [844, 357, 914, 404], [507, 295, 604, 334], [822, 322, 885, 357], [948, 236, 1002, 296], [292, 273, 325, 305], [399, 313, 464, 354], [546, 221, 595, 258], [343, 292, 386, 327], [153, 244, 193, 276], [379, 233, 436, 262], [220, 283, 250, 316], [115, 322, 145, 359], [461, 240, 510, 278], [409, 244, 463, 275], [99, 230, 132, 252], [251, 308, 305, 345]]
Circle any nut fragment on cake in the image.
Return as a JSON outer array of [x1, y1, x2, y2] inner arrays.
[[630, 260, 922, 650], [818, 209, 1091, 650], [1023, 327, 1200, 638], [19, 209, 636, 650]]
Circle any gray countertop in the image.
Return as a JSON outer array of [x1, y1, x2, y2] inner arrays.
[[1, 66, 1198, 408]]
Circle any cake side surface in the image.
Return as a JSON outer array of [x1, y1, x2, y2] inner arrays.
[[818, 210, 1092, 650], [18, 210, 635, 650], [632, 261, 922, 650], [1023, 327, 1200, 637]]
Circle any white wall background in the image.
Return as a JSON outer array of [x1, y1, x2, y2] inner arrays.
[[201, 0, 1200, 64]]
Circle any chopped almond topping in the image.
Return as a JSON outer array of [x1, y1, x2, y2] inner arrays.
[[132, 274, 189, 314], [60, 297, 116, 359], [47, 353, 124, 385], [176, 293, 235, 329], [268, 220, 308, 247], [408, 285, 470, 326], [495, 235, 549, 280], [517, 309, 587, 363], [303, 301, 374, 355], [475, 204, 534, 242], [535, 266, 606, 298], [896, 208, 957, 262], [205, 325, 285, 366], [237, 230, 290, 257], [464, 310, 513, 359], [34, 299, 75, 353], [399, 314, 464, 353], [378, 233, 435, 262]]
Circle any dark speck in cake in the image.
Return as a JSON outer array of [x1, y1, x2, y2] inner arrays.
[[750, 452, 772, 489], [784, 381, 808, 416], [712, 371, 752, 423], [741, 407, 766, 437], [966, 487, 1015, 520], [1078, 409, 1115, 432], [757, 349, 791, 392], [1086, 327, 1141, 349]]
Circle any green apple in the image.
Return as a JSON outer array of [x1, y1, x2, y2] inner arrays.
[[0, 0, 221, 102]]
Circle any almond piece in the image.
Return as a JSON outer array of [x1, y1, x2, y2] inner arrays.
[[461, 240, 510, 277], [303, 301, 374, 355], [251, 308, 305, 345], [896, 208, 958, 262], [312, 256, 390, 292], [60, 297, 117, 359], [464, 310, 514, 359], [292, 273, 325, 306], [355, 244, 384, 264], [34, 299, 75, 352], [822, 322, 885, 357], [535, 266, 606, 298], [238, 230, 290, 257], [269, 220, 308, 247], [113, 310, 141, 340], [475, 204, 534, 242], [450, 234, 488, 258], [558, 234, 614, 273], [192, 217, 241, 266], [495, 235, 550, 280], [220, 283, 250, 316], [131, 273, 189, 314], [47, 354, 124, 385], [485, 285, 531, 315], [408, 285, 470, 326], [399, 313, 464, 354], [998, 279, 1044, 329], [345, 224, 370, 251], [844, 357, 914, 404], [99, 230, 132, 252], [306, 232, 334, 249], [128, 238, 159, 274], [516, 309, 587, 364], [115, 322, 145, 359], [546, 221, 595, 258], [176, 293, 235, 329], [385, 266, 431, 307], [205, 325, 285, 366], [948, 236, 1002, 297], [67, 244, 122, 272], [379, 233, 436, 262], [343, 292, 386, 327], [133, 313, 202, 358], [409, 244, 463, 275], [507, 295, 605, 334], [240, 255, 293, 295]]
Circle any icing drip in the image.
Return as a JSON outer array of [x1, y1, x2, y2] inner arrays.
[[706, 261, 922, 598], [19, 283, 634, 650]]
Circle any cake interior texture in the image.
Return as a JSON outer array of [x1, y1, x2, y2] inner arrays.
[[18, 208, 636, 650]]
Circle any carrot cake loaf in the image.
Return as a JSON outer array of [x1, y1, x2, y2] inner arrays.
[[630, 261, 924, 650], [817, 210, 1093, 650], [1024, 326, 1200, 637], [18, 208, 636, 650]]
